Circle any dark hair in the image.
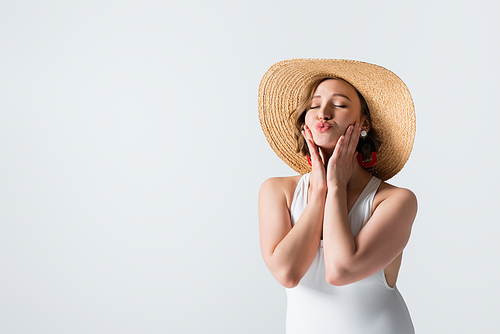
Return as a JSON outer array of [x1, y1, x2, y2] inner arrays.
[[291, 76, 380, 161]]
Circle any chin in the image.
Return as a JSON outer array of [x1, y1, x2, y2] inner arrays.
[[314, 137, 338, 149], [316, 143, 336, 152]]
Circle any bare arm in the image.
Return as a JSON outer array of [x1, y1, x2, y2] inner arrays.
[[323, 185, 417, 286], [258, 177, 326, 288], [322, 123, 417, 285]]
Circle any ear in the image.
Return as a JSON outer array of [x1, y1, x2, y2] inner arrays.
[[360, 115, 371, 131]]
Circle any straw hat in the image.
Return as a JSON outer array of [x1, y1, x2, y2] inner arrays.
[[258, 58, 416, 181]]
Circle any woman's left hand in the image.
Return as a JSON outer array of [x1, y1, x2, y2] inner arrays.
[[326, 123, 361, 189]]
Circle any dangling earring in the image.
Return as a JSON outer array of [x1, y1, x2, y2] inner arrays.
[[356, 129, 377, 168]]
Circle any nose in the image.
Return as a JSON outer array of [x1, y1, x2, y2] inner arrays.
[[318, 106, 332, 121]]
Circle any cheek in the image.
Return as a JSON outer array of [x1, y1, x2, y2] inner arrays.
[[304, 113, 314, 127]]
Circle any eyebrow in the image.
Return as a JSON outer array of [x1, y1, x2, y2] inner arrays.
[[312, 93, 351, 101]]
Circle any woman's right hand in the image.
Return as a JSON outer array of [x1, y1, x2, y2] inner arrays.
[[303, 125, 327, 195]]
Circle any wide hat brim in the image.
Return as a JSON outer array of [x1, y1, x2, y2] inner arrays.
[[258, 58, 416, 181]]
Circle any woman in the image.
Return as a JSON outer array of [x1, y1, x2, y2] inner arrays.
[[258, 59, 417, 334]]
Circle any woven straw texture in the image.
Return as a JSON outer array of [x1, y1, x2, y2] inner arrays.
[[258, 58, 415, 181]]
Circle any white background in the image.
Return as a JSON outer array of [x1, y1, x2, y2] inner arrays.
[[1, 1, 499, 333]]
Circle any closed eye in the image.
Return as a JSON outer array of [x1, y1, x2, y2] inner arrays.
[[334, 105, 347, 108]]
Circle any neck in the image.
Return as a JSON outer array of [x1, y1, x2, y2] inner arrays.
[[348, 164, 373, 189], [318, 147, 334, 163]]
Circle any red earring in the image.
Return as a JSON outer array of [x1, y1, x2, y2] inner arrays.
[[356, 129, 377, 168], [357, 152, 377, 168], [307, 155, 312, 166]]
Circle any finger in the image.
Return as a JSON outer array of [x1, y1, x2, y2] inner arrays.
[[303, 126, 324, 166], [303, 126, 319, 155], [335, 125, 354, 156], [303, 125, 314, 143], [302, 128, 319, 160], [344, 124, 354, 145], [302, 126, 316, 152], [332, 135, 344, 158], [346, 123, 361, 156]]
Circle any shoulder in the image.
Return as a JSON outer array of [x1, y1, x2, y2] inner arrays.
[[260, 175, 302, 192], [259, 175, 303, 209], [377, 182, 417, 203], [373, 181, 418, 220]]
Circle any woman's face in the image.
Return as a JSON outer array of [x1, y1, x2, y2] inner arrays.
[[304, 79, 365, 151]]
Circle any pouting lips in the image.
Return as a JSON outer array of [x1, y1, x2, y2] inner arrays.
[[315, 122, 331, 132]]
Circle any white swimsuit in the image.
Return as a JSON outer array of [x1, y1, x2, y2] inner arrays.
[[286, 173, 414, 334]]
